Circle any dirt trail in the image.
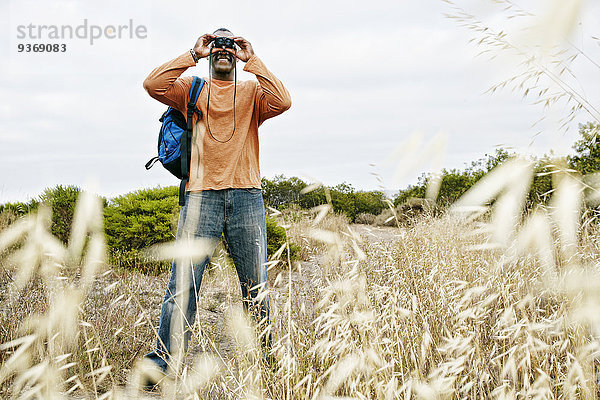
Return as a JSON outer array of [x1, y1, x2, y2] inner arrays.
[[186, 224, 404, 361], [351, 223, 405, 244]]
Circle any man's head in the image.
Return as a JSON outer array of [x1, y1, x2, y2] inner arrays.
[[210, 28, 236, 75], [213, 28, 234, 37]]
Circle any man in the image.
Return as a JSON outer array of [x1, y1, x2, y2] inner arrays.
[[142, 28, 291, 375]]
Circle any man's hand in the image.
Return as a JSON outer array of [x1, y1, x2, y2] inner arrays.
[[193, 34, 215, 59], [231, 37, 255, 62]]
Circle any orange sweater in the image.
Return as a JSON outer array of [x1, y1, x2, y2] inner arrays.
[[143, 51, 291, 191]]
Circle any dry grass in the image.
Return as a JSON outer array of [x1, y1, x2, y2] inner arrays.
[[1, 156, 600, 399]]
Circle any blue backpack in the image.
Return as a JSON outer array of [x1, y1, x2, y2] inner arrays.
[[145, 76, 205, 206]]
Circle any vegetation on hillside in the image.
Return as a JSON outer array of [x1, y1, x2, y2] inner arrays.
[[1, 121, 599, 273], [0, 186, 297, 275]]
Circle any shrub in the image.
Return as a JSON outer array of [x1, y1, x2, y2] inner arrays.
[[314, 211, 351, 232], [262, 175, 307, 208], [355, 213, 376, 225], [0, 210, 19, 240], [38, 185, 81, 244], [266, 217, 299, 263], [354, 191, 386, 218], [373, 199, 430, 227], [0, 185, 79, 244], [570, 123, 600, 174], [328, 184, 385, 222], [104, 186, 179, 274], [0, 201, 38, 219], [262, 175, 387, 222], [373, 208, 397, 227], [393, 149, 511, 208]]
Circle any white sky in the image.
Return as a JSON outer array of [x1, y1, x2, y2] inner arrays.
[[1, 0, 599, 203]]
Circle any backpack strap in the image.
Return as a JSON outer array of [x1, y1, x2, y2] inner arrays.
[[145, 156, 159, 170], [179, 76, 206, 206]]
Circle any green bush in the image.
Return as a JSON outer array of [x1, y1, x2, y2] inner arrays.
[[0, 185, 84, 244], [298, 186, 327, 209], [527, 159, 555, 208], [355, 213, 376, 225], [570, 122, 600, 174], [266, 217, 299, 263], [38, 185, 80, 244], [391, 122, 600, 211], [104, 186, 179, 274], [262, 175, 307, 208], [0, 185, 80, 244], [394, 149, 511, 207], [0, 200, 38, 219], [262, 176, 387, 222]]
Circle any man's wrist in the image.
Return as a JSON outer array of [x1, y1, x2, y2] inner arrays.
[[189, 49, 199, 63]]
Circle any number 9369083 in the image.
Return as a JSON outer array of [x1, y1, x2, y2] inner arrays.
[[17, 43, 66, 52]]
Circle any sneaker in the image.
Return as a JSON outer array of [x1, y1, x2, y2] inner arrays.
[[141, 378, 159, 393], [263, 352, 278, 373]]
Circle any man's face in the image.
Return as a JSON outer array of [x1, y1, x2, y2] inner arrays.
[[210, 30, 236, 74]]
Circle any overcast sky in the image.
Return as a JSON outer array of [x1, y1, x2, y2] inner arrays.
[[1, 0, 599, 203]]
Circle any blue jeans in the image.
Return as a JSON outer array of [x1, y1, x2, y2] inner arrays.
[[144, 188, 270, 372]]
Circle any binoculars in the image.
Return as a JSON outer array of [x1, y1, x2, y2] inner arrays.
[[212, 36, 235, 50]]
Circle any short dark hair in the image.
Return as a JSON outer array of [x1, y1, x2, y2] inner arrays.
[[213, 27, 233, 35]]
